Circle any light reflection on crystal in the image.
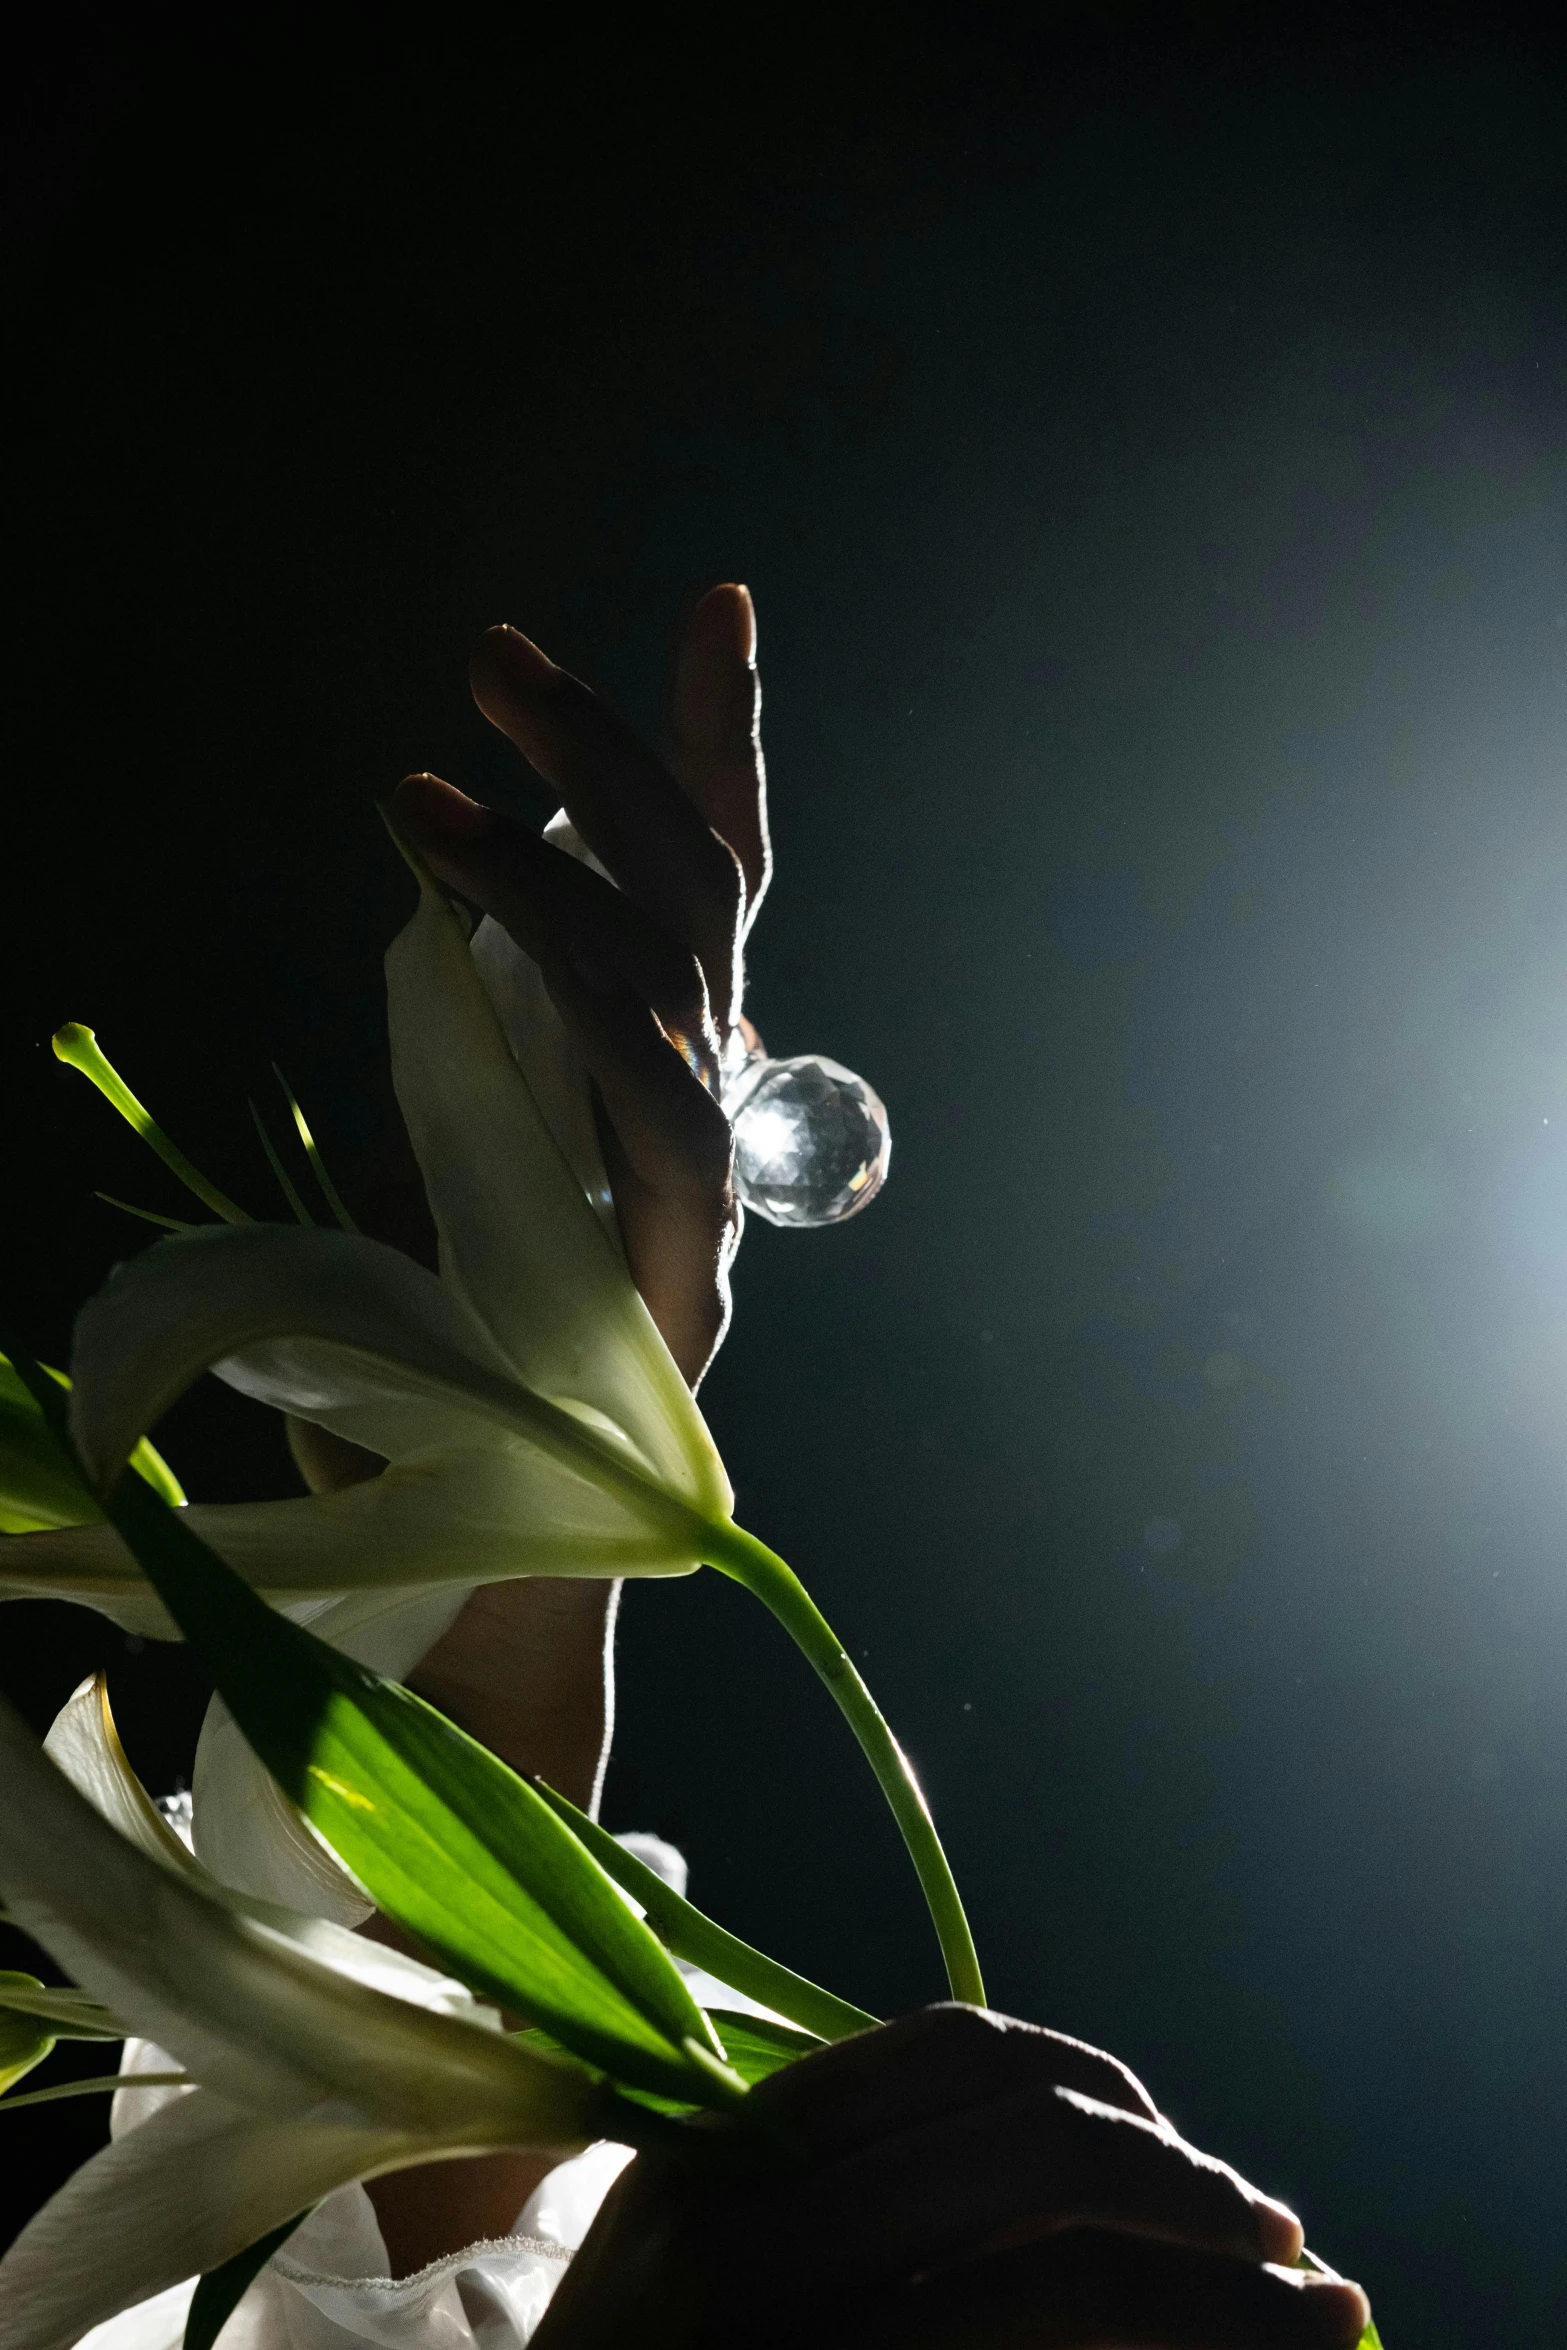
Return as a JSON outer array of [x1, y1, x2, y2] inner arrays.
[[722, 1052, 891, 1228]]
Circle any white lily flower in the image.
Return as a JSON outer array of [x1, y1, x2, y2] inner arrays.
[[2, 865, 730, 1611], [0, 849, 982, 2005], [0, 865, 734, 1909], [0, 1677, 610, 2350]]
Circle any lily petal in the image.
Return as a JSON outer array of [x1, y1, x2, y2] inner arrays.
[[41, 1667, 369, 1930], [0, 1694, 604, 2141], [0, 2089, 472, 2350], [0, 1532, 183, 1634], [192, 1699, 375, 1924], [61, 1224, 711, 1570], [188, 1584, 474, 1925], [1, 1440, 702, 1638], [271, 1582, 477, 1676], [31, 1682, 524, 2030], [387, 871, 731, 1518], [470, 913, 619, 1244], [65, 1224, 517, 1490], [39, 1673, 520, 1999], [43, 1675, 202, 1880]]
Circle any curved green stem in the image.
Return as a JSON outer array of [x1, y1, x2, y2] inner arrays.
[[704, 1521, 985, 2008]]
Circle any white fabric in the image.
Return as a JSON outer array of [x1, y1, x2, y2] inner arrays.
[[75, 1832, 759, 2350], [77, 2094, 629, 2350], [78, 2086, 627, 2350]]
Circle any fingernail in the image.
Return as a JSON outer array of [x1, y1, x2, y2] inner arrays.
[[393, 774, 494, 842], [493, 625, 559, 683]]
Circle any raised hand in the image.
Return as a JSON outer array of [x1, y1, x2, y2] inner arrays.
[[393, 583, 769, 1389], [356, 593, 771, 2271], [533, 2006, 1372, 2350]]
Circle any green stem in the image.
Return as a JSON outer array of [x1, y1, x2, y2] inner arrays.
[[529, 1775, 879, 2043], [704, 1522, 985, 2008], [0, 2070, 191, 2111]]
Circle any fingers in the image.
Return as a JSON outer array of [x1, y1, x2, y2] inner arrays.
[[672, 583, 771, 926], [469, 623, 746, 1022], [392, 772, 716, 1071], [755, 2007, 1161, 2154], [534, 2010, 1362, 2350], [541, 954, 738, 1382], [390, 772, 736, 1386], [843, 2229, 1372, 2350], [721, 2087, 1301, 2300], [536, 951, 734, 1205], [742, 2014, 1304, 2304], [540, 2176, 1365, 2350]]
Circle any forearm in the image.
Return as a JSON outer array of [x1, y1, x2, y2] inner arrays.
[[406, 1575, 620, 1815], [289, 1415, 619, 1816], [360, 1578, 620, 2267]]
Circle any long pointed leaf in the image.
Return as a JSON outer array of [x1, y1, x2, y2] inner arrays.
[[0, 1975, 123, 2041], [530, 1778, 878, 2043], [0, 2008, 54, 2097], [0, 1353, 183, 1530], [700, 2011, 822, 2085], [2, 1339, 736, 2107]]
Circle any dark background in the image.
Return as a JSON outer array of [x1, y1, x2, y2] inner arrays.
[[3, 5, 1566, 2340]]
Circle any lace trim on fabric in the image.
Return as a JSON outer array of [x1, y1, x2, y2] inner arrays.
[[274, 2233, 573, 2296]]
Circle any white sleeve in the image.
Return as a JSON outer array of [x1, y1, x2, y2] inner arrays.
[[71, 2146, 635, 2350]]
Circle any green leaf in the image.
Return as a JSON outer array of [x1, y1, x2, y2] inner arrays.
[[0, 1350, 183, 1531], [0, 1369, 99, 1530], [120, 1501, 732, 2104], [0, 1341, 739, 2110], [516, 2009, 822, 2110], [702, 2010, 823, 2085], [0, 1988, 55, 2096], [529, 1779, 879, 2044], [184, 2210, 309, 2350], [0, 1972, 124, 2040]]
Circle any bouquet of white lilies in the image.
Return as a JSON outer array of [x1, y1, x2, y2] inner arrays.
[[0, 837, 976, 2350], [0, 823, 1378, 2350]]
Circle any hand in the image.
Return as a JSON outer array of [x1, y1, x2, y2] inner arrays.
[[533, 2006, 1372, 2350], [392, 583, 770, 1390], [358, 592, 769, 2271]]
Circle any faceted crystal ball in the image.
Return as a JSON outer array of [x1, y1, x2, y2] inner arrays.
[[724, 1053, 891, 1228]]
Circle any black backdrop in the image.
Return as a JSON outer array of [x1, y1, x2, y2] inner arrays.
[[4, 8, 1567, 2341]]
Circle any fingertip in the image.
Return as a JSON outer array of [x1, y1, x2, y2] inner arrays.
[[470, 623, 560, 727], [392, 771, 494, 842], [1254, 2196, 1304, 2267], [691, 581, 757, 665], [1266, 2267, 1372, 2344], [469, 622, 514, 671], [473, 620, 555, 668]]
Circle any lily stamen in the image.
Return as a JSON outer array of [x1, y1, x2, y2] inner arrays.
[[52, 1026, 251, 1227]]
